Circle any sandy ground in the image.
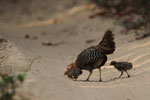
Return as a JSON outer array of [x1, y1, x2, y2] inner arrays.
[[0, 0, 150, 100]]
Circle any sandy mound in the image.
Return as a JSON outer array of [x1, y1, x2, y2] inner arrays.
[[0, 35, 28, 75]]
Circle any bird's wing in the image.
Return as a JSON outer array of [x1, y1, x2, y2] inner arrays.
[[76, 47, 105, 68]]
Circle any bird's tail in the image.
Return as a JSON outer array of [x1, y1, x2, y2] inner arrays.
[[98, 29, 115, 55]]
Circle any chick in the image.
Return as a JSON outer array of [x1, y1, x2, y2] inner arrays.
[[110, 61, 133, 78]]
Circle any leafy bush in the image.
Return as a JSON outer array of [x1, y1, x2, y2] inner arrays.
[[0, 73, 26, 100], [89, 0, 150, 30]]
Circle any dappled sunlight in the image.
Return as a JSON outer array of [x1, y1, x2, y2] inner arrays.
[[21, 4, 92, 27], [129, 41, 150, 50], [130, 54, 150, 62], [134, 59, 150, 68], [23, 17, 62, 27]]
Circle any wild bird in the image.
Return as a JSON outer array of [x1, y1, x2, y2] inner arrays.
[[110, 61, 133, 78], [64, 30, 115, 81]]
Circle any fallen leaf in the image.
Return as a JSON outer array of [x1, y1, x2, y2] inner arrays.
[[86, 39, 95, 43], [42, 42, 64, 46], [0, 38, 7, 44], [25, 34, 30, 39]]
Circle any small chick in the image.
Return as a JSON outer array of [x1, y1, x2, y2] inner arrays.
[[110, 61, 133, 78]]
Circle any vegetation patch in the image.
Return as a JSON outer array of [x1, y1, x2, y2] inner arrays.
[[0, 73, 26, 100], [88, 0, 150, 39]]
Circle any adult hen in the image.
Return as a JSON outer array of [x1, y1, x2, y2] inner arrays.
[[64, 30, 115, 81]]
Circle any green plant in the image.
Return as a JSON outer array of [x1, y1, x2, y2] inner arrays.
[[0, 56, 39, 100], [0, 73, 26, 100]]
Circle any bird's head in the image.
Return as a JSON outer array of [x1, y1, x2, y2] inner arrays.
[[110, 61, 117, 65], [64, 62, 82, 81]]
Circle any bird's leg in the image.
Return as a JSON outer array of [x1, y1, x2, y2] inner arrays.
[[125, 71, 130, 77], [98, 67, 102, 82], [86, 71, 93, 81], [119, 71, 123, 78]]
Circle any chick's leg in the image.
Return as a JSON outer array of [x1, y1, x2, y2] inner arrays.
[[86, 71, 93, 81], [119, 71, 123, 78], [125, 71, 130, 77], [99, 67, 102, 82]]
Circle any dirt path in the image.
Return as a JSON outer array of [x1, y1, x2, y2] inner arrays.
[[0, 0, 150, 100]]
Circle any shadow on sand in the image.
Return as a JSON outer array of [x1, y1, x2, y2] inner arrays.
[[76, 75, 133, 83]]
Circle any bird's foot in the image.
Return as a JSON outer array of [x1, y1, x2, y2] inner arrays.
[[128, 75, 130, 77], [99, 79, 102, 82]]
